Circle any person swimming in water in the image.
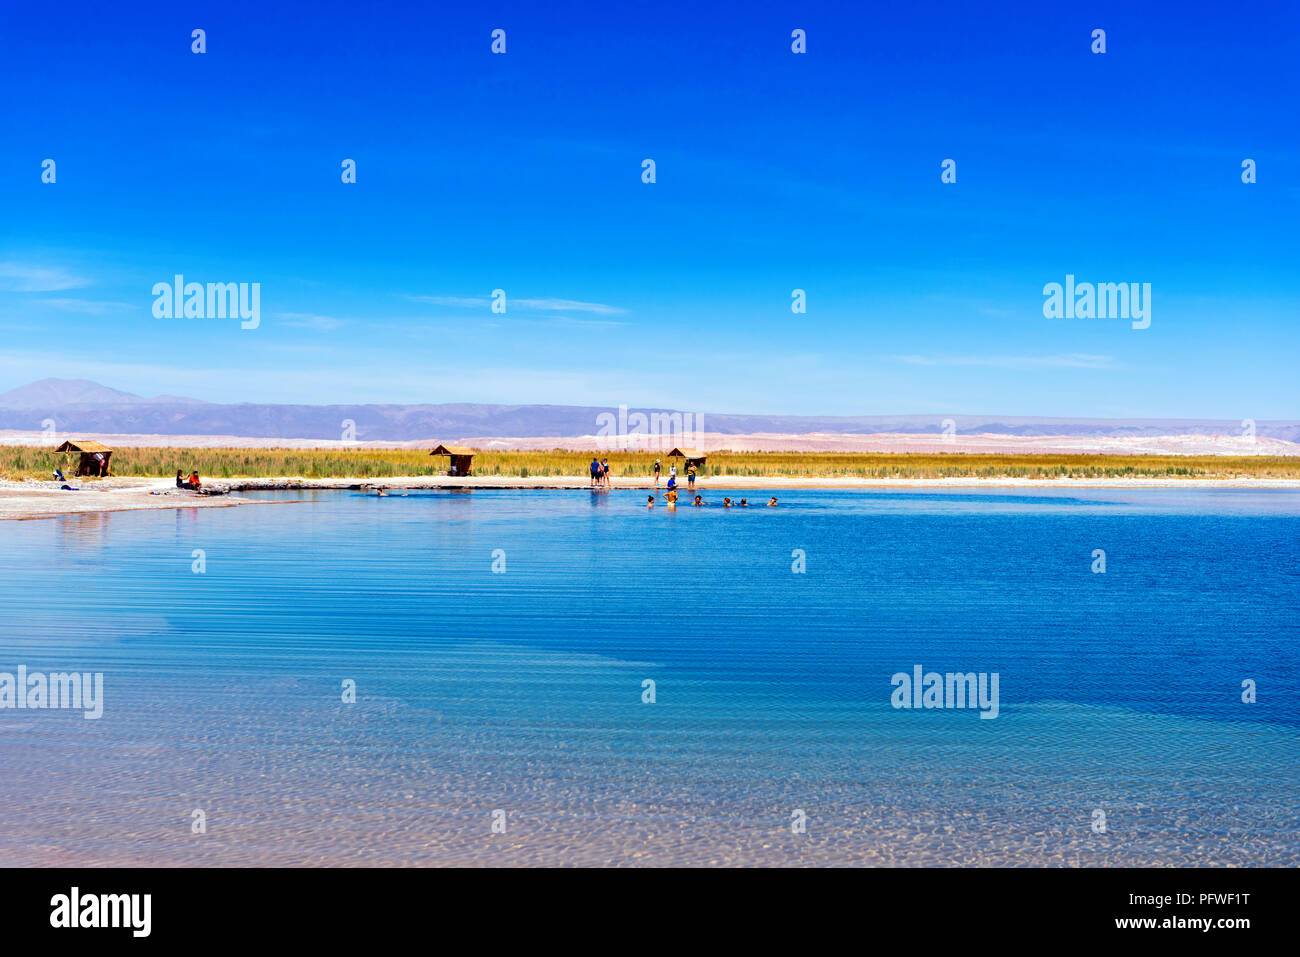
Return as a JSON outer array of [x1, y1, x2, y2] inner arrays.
[[646, 495, 655, 508], [767, 497, 778, 507], [723, 497, 732, 508], [739, 498, 748, 506], [693, 495, 704, 507], [665, 488, 678, 510]]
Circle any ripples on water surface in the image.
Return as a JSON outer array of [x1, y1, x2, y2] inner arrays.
[[0, 487, 1296, 865]]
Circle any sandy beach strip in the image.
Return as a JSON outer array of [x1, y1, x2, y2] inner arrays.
[[3, 474, 1300, 520], [0, 478, 280, 521]]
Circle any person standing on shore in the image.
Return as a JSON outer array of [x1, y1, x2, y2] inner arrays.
[[590, 457, 601, 488], [653, 459, 661, 486], [601, 458, 611, 488], [687, 462, 696, 490]]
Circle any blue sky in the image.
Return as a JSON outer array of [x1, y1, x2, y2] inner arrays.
[[1, 0, 1296, 417]]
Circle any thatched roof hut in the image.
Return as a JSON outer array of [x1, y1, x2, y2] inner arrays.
[[54, 440, 113, 476], [429, 444, 475, 476], [666, 447, 707, 468]]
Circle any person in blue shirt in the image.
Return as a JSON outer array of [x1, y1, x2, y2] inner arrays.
[[589, 458, 601, 487]]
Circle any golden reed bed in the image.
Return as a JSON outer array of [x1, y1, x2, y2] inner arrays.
[[4, 446, 1300, 481]]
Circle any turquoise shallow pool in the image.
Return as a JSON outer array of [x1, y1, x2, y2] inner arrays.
[[0, 487, 1296, 865]]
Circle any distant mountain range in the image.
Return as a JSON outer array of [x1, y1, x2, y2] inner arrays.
[[1, 378, 1297, 442], [0, 378, 212, 409]]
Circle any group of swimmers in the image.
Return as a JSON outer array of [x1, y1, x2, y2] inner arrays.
[[582, 456, 775, 510], [649, 492, 777, 510]]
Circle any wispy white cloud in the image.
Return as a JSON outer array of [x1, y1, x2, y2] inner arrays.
[[485, 315, 626, 330], [512, 298, 625, 315], [0, 263, 91, 292], [42, 298, 134, 314], [410, 294, 626, 315], [542, 315, 625, 328], [409, 295, 488, 308], [889, 353, 1114, 369], [275, 312, 346, 330]]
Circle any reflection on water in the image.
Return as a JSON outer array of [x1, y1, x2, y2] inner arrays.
[[55, 511, 111, 552], [174, 506, 203, 535], [1, 488, 1297, 866]]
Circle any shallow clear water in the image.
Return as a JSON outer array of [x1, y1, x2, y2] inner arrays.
[[1, 487, 1297, 866]]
